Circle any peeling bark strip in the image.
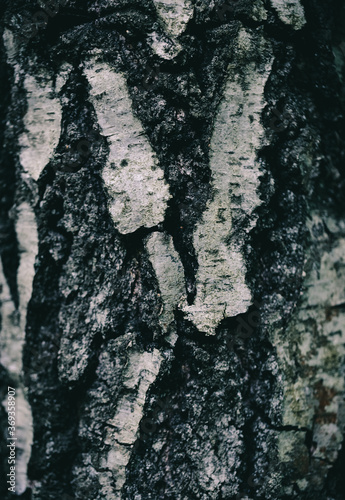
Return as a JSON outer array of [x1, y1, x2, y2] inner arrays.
[[19, 73, 62, 181], [84, 58, 171, 234], [104, 346, 163, 496], [0, 0, 345, 499], [270, 0, 306, 30], [0, 203, 37, 494], [183, 29, 273, 335], [146, 232, 185, 341]]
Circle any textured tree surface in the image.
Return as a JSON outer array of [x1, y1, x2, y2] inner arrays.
[[0, 0, 345, 499]]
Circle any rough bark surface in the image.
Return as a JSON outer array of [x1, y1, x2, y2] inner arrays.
[[0, 0, 345, 499]]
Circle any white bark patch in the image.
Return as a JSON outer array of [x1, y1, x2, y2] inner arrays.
[[3, 32, 70, 182], [19, 73, 63, 181], [16, 203, 39, 321], [270, 0, 306, 30], [3, 29, 23, 88], [147, 31, 182, 60], [104, 346, 163, 495], [153, 0, 194, 38], [182, 29, 273, 335], [146, 232, 185, 342], [3, 29, 18, 66], [0, 202, 38, 494], [149, 0, 194, 59], [84, 60, 171, 234], [307, 237, 345, 308]]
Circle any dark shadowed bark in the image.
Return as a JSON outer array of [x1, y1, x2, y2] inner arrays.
[[1, 0, 345, 499]]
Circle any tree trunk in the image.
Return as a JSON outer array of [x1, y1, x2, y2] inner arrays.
[[1, 0, 345, 498]]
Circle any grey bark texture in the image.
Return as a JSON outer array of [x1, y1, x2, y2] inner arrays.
[[0, 0, 345, 499]]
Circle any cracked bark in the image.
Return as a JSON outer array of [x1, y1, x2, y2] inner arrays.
[[0, 0, 345, 499]]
